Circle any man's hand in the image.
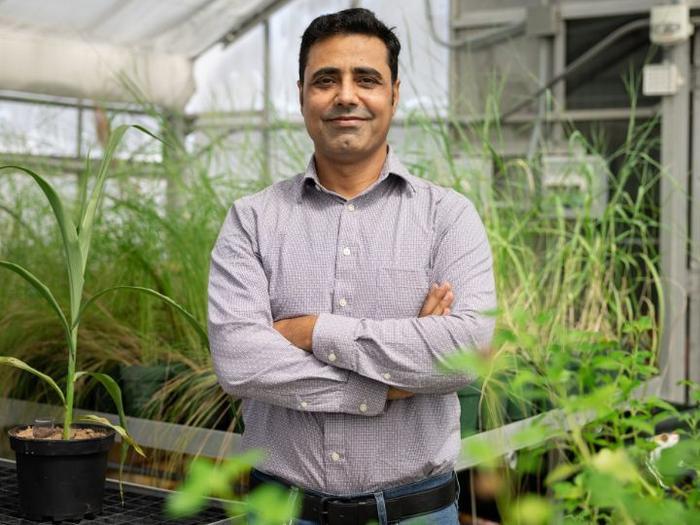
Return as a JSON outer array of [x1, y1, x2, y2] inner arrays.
[[273, 315, 317, 352], [388, 281, 454, 401], [419, 282, 453, 317], [272, 283, 454, 401]]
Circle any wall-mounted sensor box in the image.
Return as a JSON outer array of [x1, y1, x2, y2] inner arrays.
[[650, 4, 694, 45], [643, 63, 683, 96]]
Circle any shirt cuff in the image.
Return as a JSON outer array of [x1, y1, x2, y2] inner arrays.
[[342, 372, 388, 416], [312, 313, 359, 372]]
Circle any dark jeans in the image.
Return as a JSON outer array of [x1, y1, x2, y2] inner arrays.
[[248, 469, 460, 525]]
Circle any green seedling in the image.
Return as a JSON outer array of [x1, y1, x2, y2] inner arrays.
[[0, 125, 208, 479]]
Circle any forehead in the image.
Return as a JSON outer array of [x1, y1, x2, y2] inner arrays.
[[305, 34, 390, 76]]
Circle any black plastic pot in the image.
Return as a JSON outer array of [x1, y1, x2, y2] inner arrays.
[[8, 423, 115, 522]]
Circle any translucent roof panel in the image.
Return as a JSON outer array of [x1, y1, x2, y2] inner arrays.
[[0, 0, 288, 109], [191, 0, 450, 116], [0, 0, 281, 57]]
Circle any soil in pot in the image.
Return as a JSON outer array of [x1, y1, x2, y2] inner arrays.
[[8, 423, 115, 522]]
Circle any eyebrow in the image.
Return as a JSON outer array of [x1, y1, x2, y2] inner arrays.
[[310, 66, 384, 81]]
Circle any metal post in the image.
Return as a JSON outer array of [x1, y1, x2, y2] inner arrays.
[[689, 34, 700, 397], [527, 0, 554, 159], [551, 1, 566, 144], [76, 100, 83, 159], [448, 0, 460, 119], [164, 112, 186, 214], [262, 18, 272, 185], [659, 41, 691, 404], [75, 100, 85, 207]]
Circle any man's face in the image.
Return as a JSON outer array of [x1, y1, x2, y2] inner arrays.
[[298, 34, 400, 162]]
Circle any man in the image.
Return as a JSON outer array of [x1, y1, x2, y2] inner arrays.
[[208, 7, 496, 524]]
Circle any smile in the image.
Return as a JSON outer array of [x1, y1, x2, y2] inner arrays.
[[327, 117, 367, 127]]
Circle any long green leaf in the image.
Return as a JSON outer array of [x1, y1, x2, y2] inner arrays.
[[76, 286, 208, 347], [74, 371, 128, 429], [0, 261, 72, 347], [74, 370, 147, 503], [0, 166, 83, 322], [77, 414, 145, 457], [0, 357, 66, 406], [78, 124, 163, 275]]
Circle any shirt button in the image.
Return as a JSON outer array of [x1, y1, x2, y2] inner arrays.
[[300, 401, 308, 408], [338, 298, 347, 307], [359, 403, 368, 413], [347, 203, 356, 211], [383, 373, 391, 380], [331, 452, 341, 462], [328, 353, 337, 362], [342, 247, 351, 256]]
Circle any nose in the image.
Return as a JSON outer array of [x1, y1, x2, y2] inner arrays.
[[335, 78, 359, 106]]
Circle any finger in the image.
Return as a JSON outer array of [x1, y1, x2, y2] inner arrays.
[[429, 287, 454, 317], [419, 283, 446, 317], [439, 290, 454, 310]]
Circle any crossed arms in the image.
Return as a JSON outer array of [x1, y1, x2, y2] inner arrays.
[[208, 196, 496, 416], [273, 282, 455, 401]]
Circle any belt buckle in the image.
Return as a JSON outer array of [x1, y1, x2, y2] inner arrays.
[[320, 496, 375, 525]]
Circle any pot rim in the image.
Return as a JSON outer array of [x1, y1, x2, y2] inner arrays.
[[8, 422, 116, 442]]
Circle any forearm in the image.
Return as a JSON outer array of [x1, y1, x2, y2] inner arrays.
[[209, 318, 389, 414], [311, 311, 495, 394]]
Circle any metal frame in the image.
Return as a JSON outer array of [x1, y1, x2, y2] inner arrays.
[[453, 0, 700, 29], [2, 376, 662, 471], [690, 34, 700, 391], [0, 457, 239, 524], [659, 40, 692, 403], [448, 1, 699, 405], [216, 0, 294, 50]]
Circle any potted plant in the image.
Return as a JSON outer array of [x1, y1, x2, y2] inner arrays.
[[0, 124, 208, 521]]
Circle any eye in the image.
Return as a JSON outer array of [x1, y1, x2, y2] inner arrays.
[[358, 77, 379, 85], [314, 77, 335, 86]]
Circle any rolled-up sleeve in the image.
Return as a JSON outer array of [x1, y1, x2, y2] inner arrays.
[[311, 197, 496, 394], [208, 202, 388, 415]]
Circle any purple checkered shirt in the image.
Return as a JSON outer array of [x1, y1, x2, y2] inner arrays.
[[208, 147, 496, 495]]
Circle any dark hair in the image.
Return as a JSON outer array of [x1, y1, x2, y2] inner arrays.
[[299, 8, 401, 84]]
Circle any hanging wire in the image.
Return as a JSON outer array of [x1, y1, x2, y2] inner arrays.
[[500, 18, 651, 122], [424, 0, 525, 50]]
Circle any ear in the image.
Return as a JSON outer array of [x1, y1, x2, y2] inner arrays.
[[297, 80, 304, 113], [391, 78, 400, 114]]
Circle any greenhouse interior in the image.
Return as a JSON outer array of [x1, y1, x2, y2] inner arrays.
[[1, 0, 700, 524]]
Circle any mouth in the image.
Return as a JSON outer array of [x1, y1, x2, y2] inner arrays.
[[326, 117, 368, 127]]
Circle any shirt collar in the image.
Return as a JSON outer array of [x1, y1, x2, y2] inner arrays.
[[296, 146, 416, 203]]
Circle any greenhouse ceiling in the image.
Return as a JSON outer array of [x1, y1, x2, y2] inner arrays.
[[0, 0, 290, 110]]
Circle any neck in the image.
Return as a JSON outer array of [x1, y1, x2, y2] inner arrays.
[[313, 144, 389, 199]]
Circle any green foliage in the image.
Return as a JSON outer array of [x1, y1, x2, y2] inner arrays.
[[447, 307, 700, 523], [0, 127, 205, 463], [165, 451, 300, 524]]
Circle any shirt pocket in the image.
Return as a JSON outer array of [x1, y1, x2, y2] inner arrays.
[[374, 267, 431, 319]]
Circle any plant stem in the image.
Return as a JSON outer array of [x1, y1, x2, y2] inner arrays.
[[62, 328, 78, 440]]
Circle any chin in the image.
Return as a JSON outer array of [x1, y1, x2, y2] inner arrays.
[[325, 139, 364, 154]]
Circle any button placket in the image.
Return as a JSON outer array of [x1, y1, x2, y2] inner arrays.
[[333, 196, 360, 319], [323, 414, 346, 491]]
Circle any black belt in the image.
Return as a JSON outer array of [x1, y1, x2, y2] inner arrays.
[[249, 469, 457, 524]]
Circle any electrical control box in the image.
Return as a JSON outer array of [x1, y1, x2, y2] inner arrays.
[[650, 4, 694, 45], [643, 63, 683, 96], [541, 153, 608, 219]]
